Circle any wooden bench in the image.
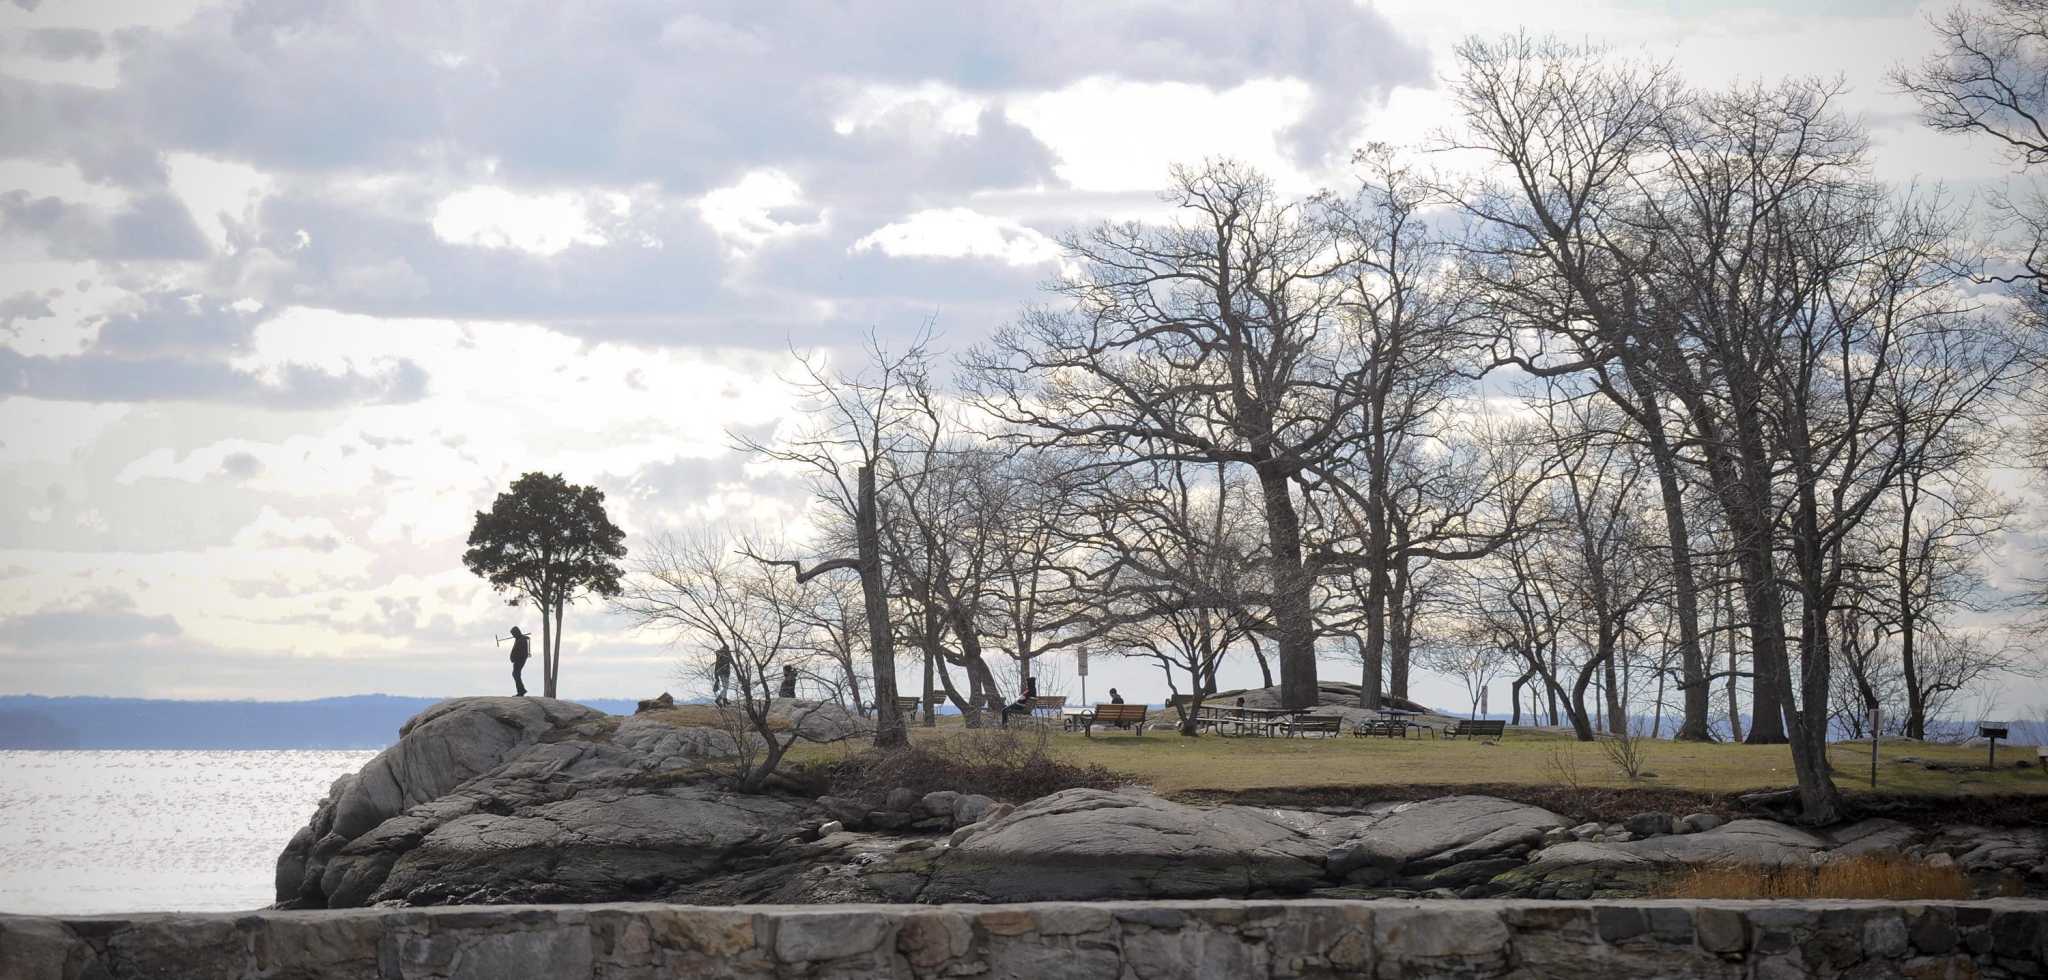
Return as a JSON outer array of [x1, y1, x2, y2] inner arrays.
[[1281, 714, 1342, 738], [1084, 703, 1148, 737], [1443, 719, 1506, 742], [891, 696, 920, 717], [1352, 718, 1410, 739]]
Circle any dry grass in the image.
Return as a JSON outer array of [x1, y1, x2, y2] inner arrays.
[[780, 717, 2048, 799], [1657, 854, 1971, 900], [803, 725, 1129, 804]]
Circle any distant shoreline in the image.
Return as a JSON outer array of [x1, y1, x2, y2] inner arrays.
[[0, 694, 641, 750]]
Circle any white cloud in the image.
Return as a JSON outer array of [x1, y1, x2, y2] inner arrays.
[[696, 170, 828, 255], [832, 81, 987, 137], [431, 186, 607, 256], [851, 207, 1060, 267], [164, 153, 274, 254], [1006, 76, 1317, 192]]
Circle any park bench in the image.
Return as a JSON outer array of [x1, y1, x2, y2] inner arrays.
[[1084, 703, 1149, 737], [1442, 719, 1506, 742], [1028, 695, 1068, 726], [1352, 718, 1410, 739], [892, 696, 920, 718], [1281, 714, 1342, 738]]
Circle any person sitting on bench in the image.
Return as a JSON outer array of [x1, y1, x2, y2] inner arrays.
[[1001, 676, 1037, 727], [1109, 688, 1124, 704]]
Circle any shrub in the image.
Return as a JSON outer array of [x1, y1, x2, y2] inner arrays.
[[813, 724, 1129, 803], [1597, 729, 1654, 782], [1657, 854, 1971, 900]]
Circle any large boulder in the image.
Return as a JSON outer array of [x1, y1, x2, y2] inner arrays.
[[1323, 795, 1571, 885], [1494, 818, 1833, 898], [918, 789, 1331, 901], [273, 696, 818, 909], [329, 697, 605, 840], [371, 786, 816, 905], [849, 789, 1572, 903]]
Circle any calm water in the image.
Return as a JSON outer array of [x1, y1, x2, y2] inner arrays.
[[0, 750, 377, 914]]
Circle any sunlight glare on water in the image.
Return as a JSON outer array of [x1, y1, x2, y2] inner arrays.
[[0, 750, 376, 914]]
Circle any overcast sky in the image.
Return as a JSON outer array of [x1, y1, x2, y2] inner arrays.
[[1, 0, 2041, 719]]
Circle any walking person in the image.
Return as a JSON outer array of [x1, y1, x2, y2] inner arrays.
[[713, 646, 734, 706], [507, 626, 531, 697], [778, 664, 798, 700]]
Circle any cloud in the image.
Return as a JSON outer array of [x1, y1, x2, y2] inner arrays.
[[432, 185, 608, 256], [0, 345, 429, 408], [19, 28, 106, 60], [852, 207, 1060, 267], [0, 590, 181, 649], [0, 188, 211, 261], [697, 170, 827, 256]]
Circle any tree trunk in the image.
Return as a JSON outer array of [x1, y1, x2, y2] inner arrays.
[[858, 465, 907, 749], [1389, 548, 1413, 701], [1255, 465, 1319, 709], [1724, 584, 1745, 742], [551, 601, 565, 698], [1358, 477, 1389, 710], [1245, 631, 1275, 688], [921, 643, 936, 727], [1624, 358, 1713, 741], [1355, 633, 1382, 708], [1897, 468, 1927, 740]]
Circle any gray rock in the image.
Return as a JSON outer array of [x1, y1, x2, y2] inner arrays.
[[919, 790, 960, 819], [816, 796, 867, 828], [883, 787, 920, 813], [818, 821, 844, 837], [272, 696, 831, 909], [373, 785, 814, 905], [1624, 812, 1675, 838], [331, 697, 605, 840], [1678, 812, 1724, 834], [1569, 822, 1602, 838], [1506, 818, 1834, 895], [922, 789, 1330, 901], [1825, 818, 1916, 859], [952, 793, 995, 826], [1325, 796, 1569, 878]]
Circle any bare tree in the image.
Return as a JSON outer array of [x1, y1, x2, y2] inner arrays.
[[968, 160, 1357, 710], [736, 334, 935, 749], [613, 532, 848, 791]]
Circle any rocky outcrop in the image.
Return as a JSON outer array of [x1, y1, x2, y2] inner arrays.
[[275, 696, 828, 909], [798, 790, 1573, 904], [276, 697, 2048, 911], [8, 899, 2043, 979]]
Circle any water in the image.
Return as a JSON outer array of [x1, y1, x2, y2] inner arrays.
[[0, 750, 377, 915]]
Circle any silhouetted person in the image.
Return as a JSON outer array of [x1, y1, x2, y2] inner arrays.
[[713, 646, 734, 706], [778, 664, 798, 699], [1109, 688, 1124, 704], [1002, 676, 1037, 727], [508, 627, 531, 697]]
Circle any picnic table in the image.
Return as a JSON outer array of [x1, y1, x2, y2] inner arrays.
[[1200, 706, 1299, 737]]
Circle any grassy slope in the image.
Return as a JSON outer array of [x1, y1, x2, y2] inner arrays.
[[785, 719, 2047, 798]]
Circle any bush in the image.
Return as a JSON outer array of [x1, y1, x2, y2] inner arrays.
[[1657, 854, 1971, 900], [812, 725, 1129, 803]]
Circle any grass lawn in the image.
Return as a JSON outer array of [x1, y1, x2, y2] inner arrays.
[[786, 718, 2048, 799]]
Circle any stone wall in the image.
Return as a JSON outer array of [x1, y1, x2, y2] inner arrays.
[[3, 899, 2043, 979]]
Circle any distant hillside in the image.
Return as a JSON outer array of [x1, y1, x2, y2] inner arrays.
[[0, 694, 639, 750]]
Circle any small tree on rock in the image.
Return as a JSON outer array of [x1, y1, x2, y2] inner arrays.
[[463, 471, 626, 698]]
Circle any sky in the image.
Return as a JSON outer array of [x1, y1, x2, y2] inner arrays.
[[0, 0, 2042, 720]]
